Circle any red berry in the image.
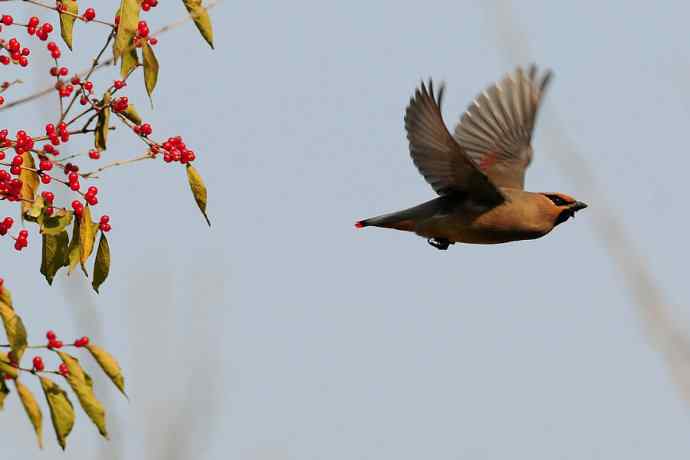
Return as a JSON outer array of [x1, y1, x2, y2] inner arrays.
[[28, 16, 39, 27], [88, 149, 100, 159], [1, 15, 12, 26], [74, 336, 89, 347], [99, 215, 110, 224], [87, 186, 98, 195], [40, 174, 52, 184], [58, 363, 69, 376], [83, 80, 93, 92], [46, 330, 57, 341], [32, 356, 45, 372], [83, 8, 96, 21]]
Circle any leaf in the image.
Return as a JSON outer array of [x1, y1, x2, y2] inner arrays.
[[38, 209, 73, 236], [85, 344, 126, 397], [114, 0, 140, 59], [79, 206, 97, 273], [0, 377, 8, 410], [57, 352, 107, 438], [24, 195, 44, 221], [58, 0, 78, 50], [15, 379, 43, 448], [67, 217, 81, 275], [95, 92, 111, 150], [186, 164, 210, 226], [39, 376, 74, 450], [182, 0, 214, 48], [0, 301, 28, 363], [120, 45, 138, 79], [40, 231, 69, 285], [91, 233, 110, 293], [0, 352, 19, 379], [0, 283, 11, 308], [142, 42, 158, 98], [122, 103, 142, 125], [20, 152, 39, 216]]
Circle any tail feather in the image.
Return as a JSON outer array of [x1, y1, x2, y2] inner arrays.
[[355, 197, 448, 232]]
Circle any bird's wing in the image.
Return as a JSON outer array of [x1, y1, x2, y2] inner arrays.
[[405, 80, 505, 206], [452, 65, 552, 190]]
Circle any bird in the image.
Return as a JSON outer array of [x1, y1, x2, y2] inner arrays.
[[355, 65, 587, 250]]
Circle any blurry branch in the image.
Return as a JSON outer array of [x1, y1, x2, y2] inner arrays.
[[0, 0, 220, 112], [484, 0, 690, 404]]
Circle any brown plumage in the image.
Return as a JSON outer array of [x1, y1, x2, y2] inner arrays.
[[356, 65, 587, 250]]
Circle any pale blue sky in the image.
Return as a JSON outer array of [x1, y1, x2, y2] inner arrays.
[[2, 1, 690, 459]]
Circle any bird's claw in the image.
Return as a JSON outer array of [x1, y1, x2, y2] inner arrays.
[[427, 238, 452, 250]]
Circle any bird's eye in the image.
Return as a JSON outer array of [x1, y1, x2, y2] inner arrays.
[[546, 194, 569, 206]]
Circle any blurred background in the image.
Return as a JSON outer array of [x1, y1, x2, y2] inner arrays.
[[2, 0, 690, 458]]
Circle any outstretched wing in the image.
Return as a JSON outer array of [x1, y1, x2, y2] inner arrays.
[[453, 65, 552, 190], [405, 80, 505, 206]]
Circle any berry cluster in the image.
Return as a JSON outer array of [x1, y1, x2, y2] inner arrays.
[[132, 123, 152, 136], [0, 36, 30, 67], [45, 121, 69, 146], [98, 215, 111, 232], [0, 170, 21, 201], [14, 229, 28, 251], [111, 96, 129, 113], [160, 136, 196, 164], [141, 0, 159, 12]]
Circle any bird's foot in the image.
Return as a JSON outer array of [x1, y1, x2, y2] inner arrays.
[[427, 238, 452, 250]]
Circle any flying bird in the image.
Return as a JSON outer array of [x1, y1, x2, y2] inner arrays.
[[355, 65, 587, 250]]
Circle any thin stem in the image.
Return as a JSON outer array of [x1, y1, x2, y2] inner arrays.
[[81, 150, 154, 179]]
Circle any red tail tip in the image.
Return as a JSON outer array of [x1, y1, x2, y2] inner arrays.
[[354, 221, 364, 229]]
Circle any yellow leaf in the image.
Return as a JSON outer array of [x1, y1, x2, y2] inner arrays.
[[186, 164, 210, 226], [0, 301, 28, 363], [41, 231, 70, 285], [0, 283, 11, 307], [79, 205, 97, 272], [0, 378, 8, 410], [182, 0, 214, 48], [122, 103, 142, 125], [0, 352, 19, 379], [92, 233, 110, 293], [58, 0, 78, 50], [95, 92, 111, 150], [85, 344, 126, 397], [20, 152, 39, 216], [57, 352, 107, 438], [39, 376, 74, 450], [24, 195, 44, 221], [142, 42, 158, 98], [15, 379, 44, 448], [67, 217, 81, 275], [120, 45, 138, 79], [39, 209, 73, 236], [114, 0, 140, 59]]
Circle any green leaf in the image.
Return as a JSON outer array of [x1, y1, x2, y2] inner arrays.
[[15, 379, 44, 448], [182, 0, 214, 48], [79, 206, 97, 273], [142, 42, 158, 98], [58, 0, 78, 50], [85, 344, 126, 397], [67, 218, 81, 275], [186, 164, 210, 226], [57, 352, 107, 438], [95, 92, 111, 150], [40, 231, 69, 285], [39, 376, 74, 450], [38, 209, 74, 236], [121, 103, 142, 125], [114, 0, 141, 59], [91, 233, 110, 293], [0, 301, 28, 363], [120, 45, 138, 79], [0, 377, 8, 410], [20, 152, 39, 217]]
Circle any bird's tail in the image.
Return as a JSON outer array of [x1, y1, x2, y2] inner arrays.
[[355, 198, 445, 232]]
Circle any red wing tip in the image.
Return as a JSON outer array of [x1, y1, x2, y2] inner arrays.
[[354, 221, 364, 229]]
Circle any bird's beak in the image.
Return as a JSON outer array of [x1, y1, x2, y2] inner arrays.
[[570, 201, 588, 212]]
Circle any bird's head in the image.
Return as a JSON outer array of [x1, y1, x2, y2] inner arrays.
[[540, 192, 588, 226]]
